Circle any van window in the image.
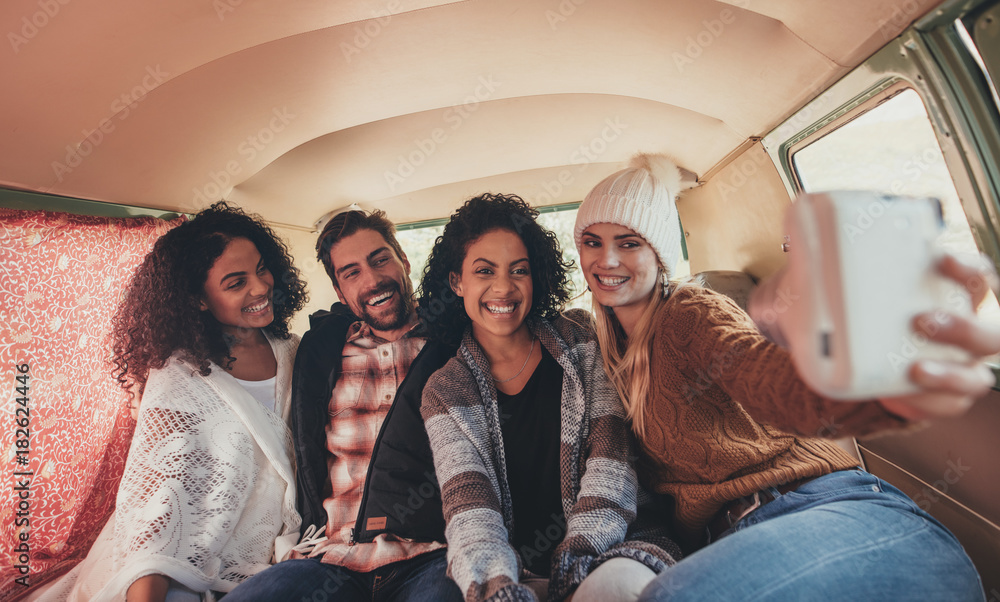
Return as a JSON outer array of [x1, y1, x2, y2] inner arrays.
[[395, 223, 445, 296], [791, 89, 1000, 333]]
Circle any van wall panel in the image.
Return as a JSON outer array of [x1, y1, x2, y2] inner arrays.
[[272, 225, 336, 337], [859, 388, 1000, 530], [676, 144, 791, 280]]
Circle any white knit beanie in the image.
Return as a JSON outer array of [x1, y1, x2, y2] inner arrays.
[[574, 153, 684, 275]]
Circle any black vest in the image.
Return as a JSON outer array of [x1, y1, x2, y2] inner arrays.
[[291, 304, 456, 543]]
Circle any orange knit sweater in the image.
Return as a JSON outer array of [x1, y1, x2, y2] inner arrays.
[[638, 285, 911, 531]]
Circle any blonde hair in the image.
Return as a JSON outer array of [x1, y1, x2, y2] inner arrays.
[[592, 274, 671, 440]]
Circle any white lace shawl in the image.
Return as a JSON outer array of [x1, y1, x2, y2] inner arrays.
[[30, 332, 301, 602]]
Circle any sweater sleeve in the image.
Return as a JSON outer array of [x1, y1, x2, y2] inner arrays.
[[421, 365, 537, 602], [666, 286, 910, 438], [548, 315, 676, 600]]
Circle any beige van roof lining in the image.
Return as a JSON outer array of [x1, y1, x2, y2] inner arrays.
[[0, 0, 940, 228]]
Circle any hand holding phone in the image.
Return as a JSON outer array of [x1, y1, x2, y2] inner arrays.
[[879, 253, 1000, 419], [748, 191, 977, 400]]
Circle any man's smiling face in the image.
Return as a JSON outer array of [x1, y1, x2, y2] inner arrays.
[[330, 228, 415, 340]]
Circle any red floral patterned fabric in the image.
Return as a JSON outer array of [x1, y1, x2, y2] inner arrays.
[[0, 209, 184, 600]]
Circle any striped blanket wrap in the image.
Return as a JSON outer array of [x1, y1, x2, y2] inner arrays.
[[421, 310, 679, 602]]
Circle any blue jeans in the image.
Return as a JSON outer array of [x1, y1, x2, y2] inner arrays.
[[639, 469, 985, 601], [224, 549, 462, 602]]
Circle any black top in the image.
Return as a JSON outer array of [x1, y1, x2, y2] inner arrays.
[[496, 346, 564, 576]]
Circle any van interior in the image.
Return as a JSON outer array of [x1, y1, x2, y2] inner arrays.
[[2, 0, 999, 597]]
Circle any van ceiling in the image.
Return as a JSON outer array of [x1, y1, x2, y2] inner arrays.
[[1, 0, 940, 229]]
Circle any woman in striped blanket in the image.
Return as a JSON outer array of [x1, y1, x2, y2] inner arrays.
[[417, 193, 679, 602]]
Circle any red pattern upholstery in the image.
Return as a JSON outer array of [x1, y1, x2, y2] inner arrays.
[[0, 209, 184, 599]]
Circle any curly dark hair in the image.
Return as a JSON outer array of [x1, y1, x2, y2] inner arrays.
[[417, 193, 573, 345], [110, 201, 308, 392]]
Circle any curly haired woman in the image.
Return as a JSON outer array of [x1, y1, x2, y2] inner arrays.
[[31, 202, 307, 602], [418, 194, 678, 602]]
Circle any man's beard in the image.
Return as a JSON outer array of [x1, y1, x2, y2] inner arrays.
[[359, 278, 414, 332]]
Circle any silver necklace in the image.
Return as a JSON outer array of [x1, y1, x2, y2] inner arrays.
[[493, 335, 536, 384]]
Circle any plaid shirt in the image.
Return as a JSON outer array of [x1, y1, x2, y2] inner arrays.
[[310, 319, 444, 571]]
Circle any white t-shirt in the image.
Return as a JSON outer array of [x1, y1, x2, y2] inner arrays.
[[235, 375, 277, 413]]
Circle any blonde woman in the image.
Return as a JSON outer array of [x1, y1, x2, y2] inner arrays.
[[574, 154, 994, 601]]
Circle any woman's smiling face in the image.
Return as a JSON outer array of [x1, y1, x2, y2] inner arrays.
[[450, 228, 533, 344], [200, 236, 275, 336], [578, 222, 660, 320]]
